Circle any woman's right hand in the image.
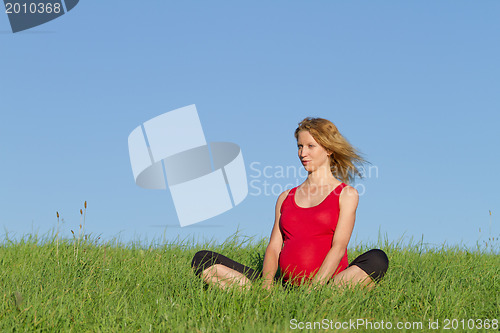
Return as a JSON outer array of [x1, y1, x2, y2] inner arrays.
[[262, 280, 274, 291]]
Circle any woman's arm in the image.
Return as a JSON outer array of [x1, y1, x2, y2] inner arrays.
[[311, 186, 359, 286], [261, 190, 288, 289]]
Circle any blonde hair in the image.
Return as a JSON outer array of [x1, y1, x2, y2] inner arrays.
[[294, 117, 367, 184]]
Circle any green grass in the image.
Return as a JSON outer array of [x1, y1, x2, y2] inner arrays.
[[0, 233, 498, 332]]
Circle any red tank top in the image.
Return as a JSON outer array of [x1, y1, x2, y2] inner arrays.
[[278, 183, 349, 285]]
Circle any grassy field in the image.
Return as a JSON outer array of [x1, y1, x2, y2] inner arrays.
[[0, 233, 498, 332]]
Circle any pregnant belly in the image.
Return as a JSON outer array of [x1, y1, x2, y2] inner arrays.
[[279, 239, 331, 284]]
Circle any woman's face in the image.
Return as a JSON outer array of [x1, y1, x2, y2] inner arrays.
[[297, 130, 331, 172]]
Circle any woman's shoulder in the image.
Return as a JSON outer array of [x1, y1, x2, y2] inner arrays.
[[339, 184, 358, 195], [277, 188, 293, 202], [338, 184, 359, 207], [275, 188, 294, 212]]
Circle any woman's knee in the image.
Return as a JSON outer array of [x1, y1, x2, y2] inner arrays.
[[371, 249, 389, 272], [191, 250, 219, 276], [350, 249, 389, 282], [367, 249, 389, 280]]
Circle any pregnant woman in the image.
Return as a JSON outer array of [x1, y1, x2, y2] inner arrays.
[[191, 117, 389, 290]]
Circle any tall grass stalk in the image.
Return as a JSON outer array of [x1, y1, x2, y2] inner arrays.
[[56, 211, 60, 261]]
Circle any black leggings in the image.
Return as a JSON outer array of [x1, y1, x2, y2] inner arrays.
[[191, 249, 389, 284]]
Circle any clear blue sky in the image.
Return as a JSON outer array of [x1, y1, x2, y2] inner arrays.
[[1, 1, 499, 249]]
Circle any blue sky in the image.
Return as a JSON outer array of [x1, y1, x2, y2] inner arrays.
[[1, 1, 499, 249]]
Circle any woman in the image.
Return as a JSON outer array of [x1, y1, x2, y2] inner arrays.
[[191, 117, 389, 290]]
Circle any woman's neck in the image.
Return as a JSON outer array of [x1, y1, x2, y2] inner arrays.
[[304, 167, 338, 187]]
